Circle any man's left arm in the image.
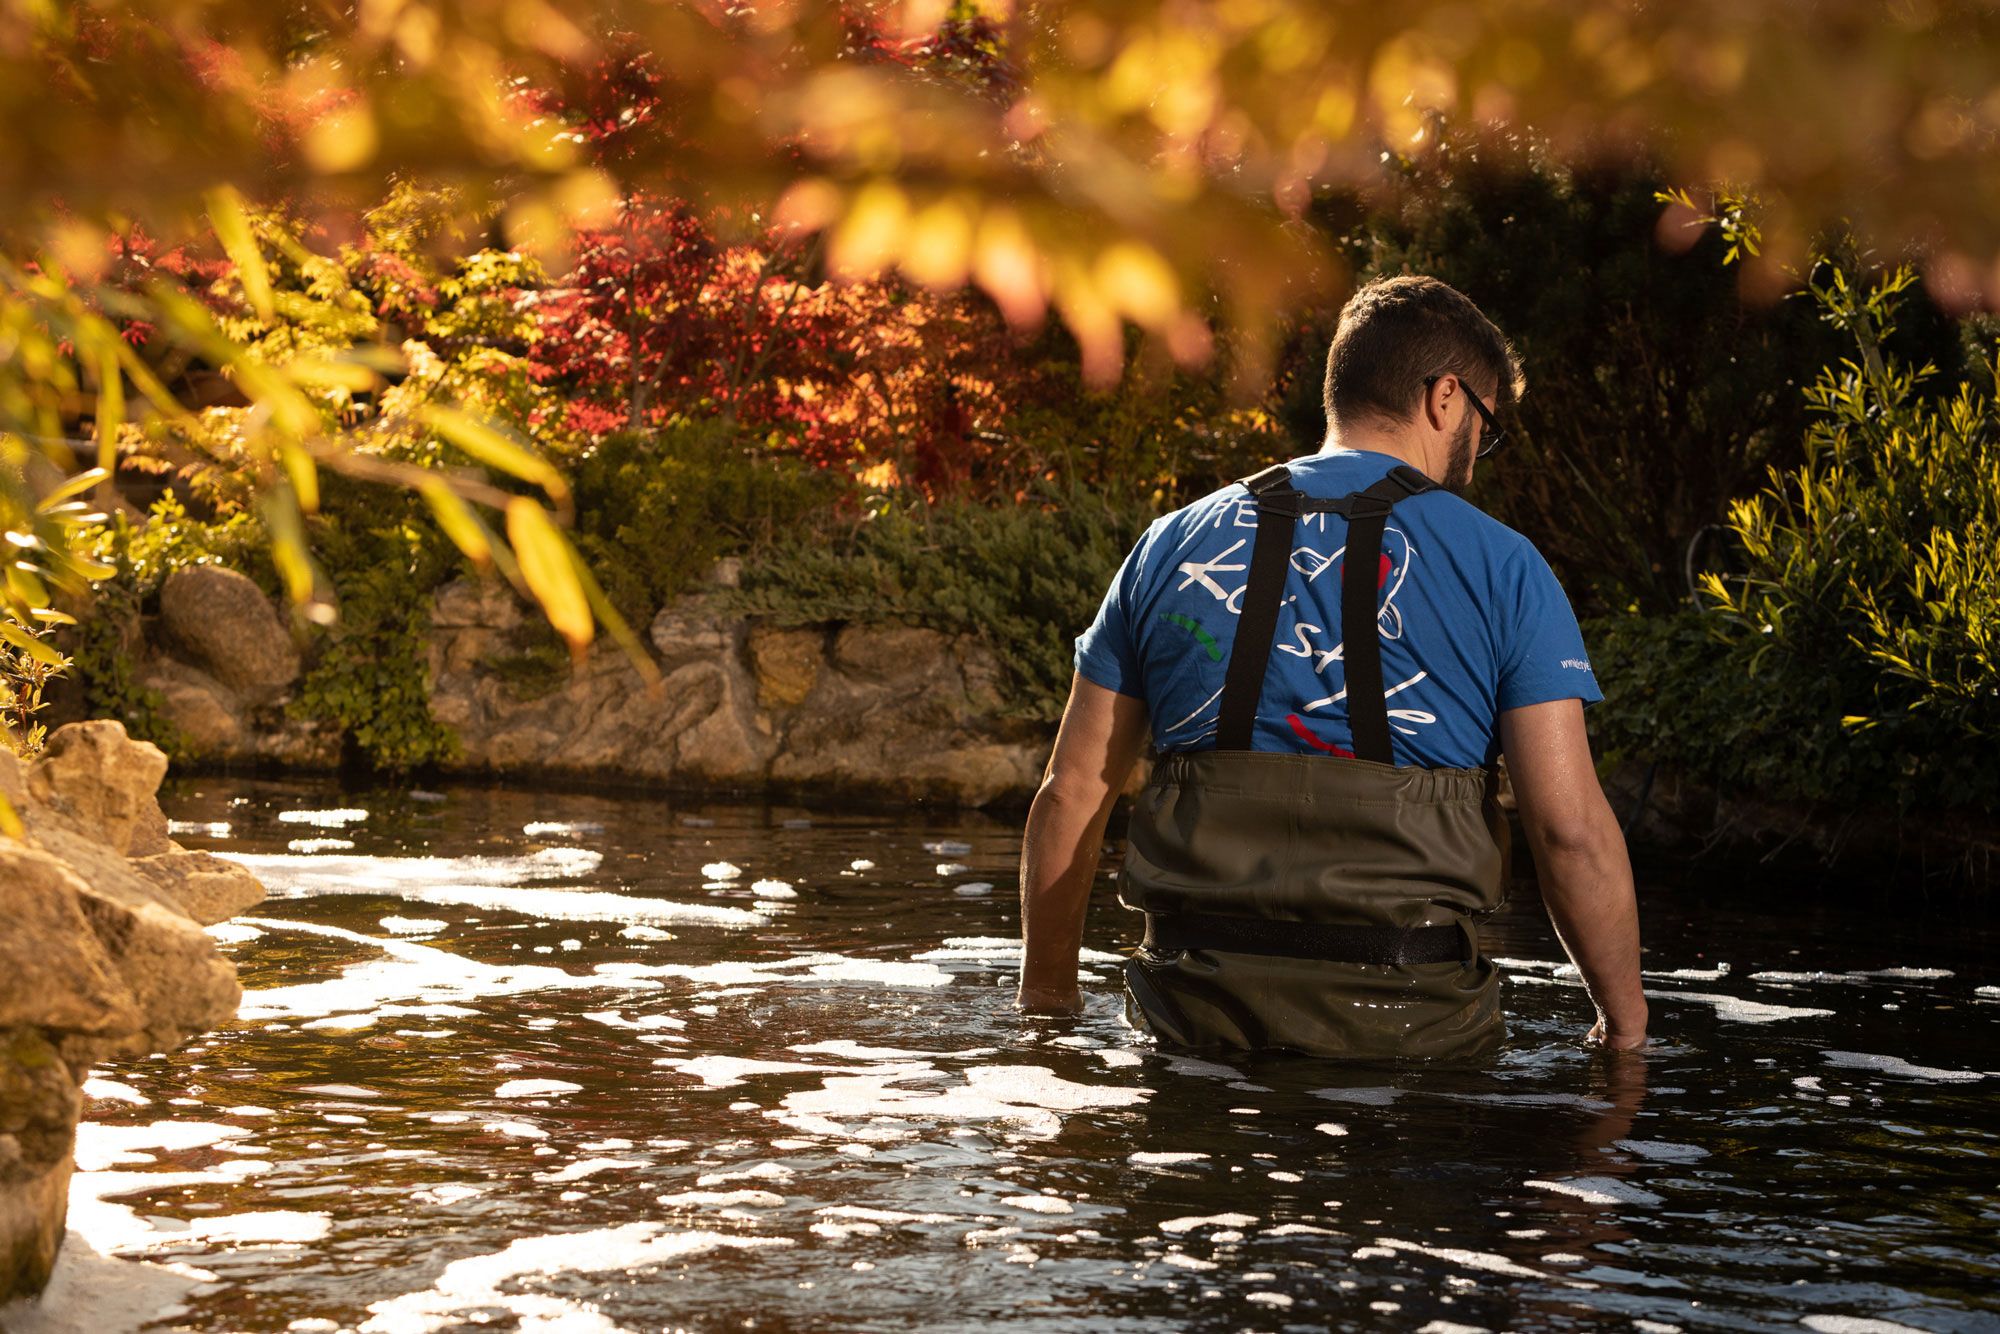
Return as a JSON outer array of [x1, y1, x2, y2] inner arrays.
[[1017, 674, 1151, 1015]]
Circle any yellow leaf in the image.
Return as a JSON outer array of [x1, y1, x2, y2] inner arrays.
[[95, 334, 124, 476], [829, 182, 909, 280], [774, 178, 842, 236], [36, 467, 109, 511], [569, 543, 657, 685], [7, 564, 49, 610], [1094, 242, 1179, 329], [504, 499, 592, 653], [55, 552, 116, 582], [424, 406, 570, 504], [0, 620, 63, 667], [286, 357, 384, 393], [0, 793, 21, 841], [207, 186, 275, 322], [113, 337, 193, 422], [259, 490, 317, 605], [902, 196, 974, 290], [974, 207, 1047, 327], [277, 440, 320, 515], [301, 104, 379, 174], [419, 479, 493, 569]]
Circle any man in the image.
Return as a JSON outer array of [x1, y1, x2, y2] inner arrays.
[[1016, 275, 1647, 1057]]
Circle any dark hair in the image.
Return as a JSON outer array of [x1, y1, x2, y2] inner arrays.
[[1322, 275, 1525, 431]]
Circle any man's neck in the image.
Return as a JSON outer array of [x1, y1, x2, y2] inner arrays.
[[1320, 429, 1425, 474]]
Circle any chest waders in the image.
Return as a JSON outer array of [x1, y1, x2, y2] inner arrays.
[[1119, 463, 1510, 1059]]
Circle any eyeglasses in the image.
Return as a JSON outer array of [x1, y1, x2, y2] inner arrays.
[[1423, 372, 1506, 459]]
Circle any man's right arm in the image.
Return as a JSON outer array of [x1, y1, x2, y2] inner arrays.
[[1499, 698, 1648, 1049]]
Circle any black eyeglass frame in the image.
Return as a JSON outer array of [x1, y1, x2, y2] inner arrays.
[[1422, 372, 1506, 459]]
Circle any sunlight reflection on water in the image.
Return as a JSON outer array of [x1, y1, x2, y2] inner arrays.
[[9, 778, 1997, 1334]]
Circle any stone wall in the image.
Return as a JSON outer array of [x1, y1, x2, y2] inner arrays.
[[128, 566, 1056, 807], [0, 722, 266, 1299], [426, 577, 1052, 807]]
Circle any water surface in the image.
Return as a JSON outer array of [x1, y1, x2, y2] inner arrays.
[[11, 778, 1998, 1333]]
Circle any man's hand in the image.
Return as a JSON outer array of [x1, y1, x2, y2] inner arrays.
[[1585, 1017, 1649, 1051], [1017, 674, 1149, 1015], [1501, 698, 1649, 1048], [1015, 986, 1085, 1017]]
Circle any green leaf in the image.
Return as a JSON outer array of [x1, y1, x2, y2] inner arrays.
[[0, 620, 64, 667], [425, 407, 570, 504], [504, 499, 591, 652], [36, 467, 109, 511], [207, 186, 275, 322], [418, 479, 493, 570]]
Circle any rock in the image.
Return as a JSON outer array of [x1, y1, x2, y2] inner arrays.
[[671, 662, 778, 782], [648, 597, 735, 667], [0, 1029, 79, 1301], [432, 577, 525, 632], [0, 720, 265, 1299], [139, 658, 340, 770], [129, 851, 267, 926], [23, 721, 169, 857], [158, 566, 299, 698], [748, 626, 821, 711], [831, 624, 952, 686], [139, 659, 245, 755], [0, 849, 141, 1037]]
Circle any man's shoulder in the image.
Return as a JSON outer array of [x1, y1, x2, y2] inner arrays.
[[1406, 488, 1540, 559]]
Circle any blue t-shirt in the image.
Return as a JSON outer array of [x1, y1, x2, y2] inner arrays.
[[1075, 449, 1601, 768]]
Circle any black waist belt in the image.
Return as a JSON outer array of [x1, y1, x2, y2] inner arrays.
[[1142, 912, 1470, 966]]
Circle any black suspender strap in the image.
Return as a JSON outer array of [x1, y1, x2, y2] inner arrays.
[[1340, 466, 1435, 764], [1214, 462, 1436, 759], [1341, 493, 1394, 764], [1214, 465, 1297, 751]]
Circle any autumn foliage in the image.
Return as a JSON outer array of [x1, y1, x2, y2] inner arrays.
[[523, 192, 1027, 497]]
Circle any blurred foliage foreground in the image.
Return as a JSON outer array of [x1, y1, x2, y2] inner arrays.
[[1, 145, 1996, 866], [0, 0, 1991, 865]]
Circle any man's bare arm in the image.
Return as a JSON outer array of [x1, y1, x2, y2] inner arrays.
[[1500, 698, 1648, 1048], [1017, 674, 1150, 1015]]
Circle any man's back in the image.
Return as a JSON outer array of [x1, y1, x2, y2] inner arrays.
[[1016, 274, 1646, 1057], [1076, 447, 1600, 768]]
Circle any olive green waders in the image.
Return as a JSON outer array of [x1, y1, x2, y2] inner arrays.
[[1119, 464, 1510, 1059]]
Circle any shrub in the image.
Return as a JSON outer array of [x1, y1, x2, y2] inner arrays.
[[1286, 130, 1965, 616], [0, 627, 59, 757], [287, 477, 461, 772], [569, 419, 838, 625], [992, 326, 1290, 504], [727, 478, 1158, 721], [1591, 265, 2000, 814]]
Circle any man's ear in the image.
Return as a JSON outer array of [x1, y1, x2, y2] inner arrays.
[[1422, 376, 1455, 433]]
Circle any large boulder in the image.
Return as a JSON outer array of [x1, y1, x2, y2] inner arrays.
[[0, 721, 265, 1300], [158, 565, 300, 699]]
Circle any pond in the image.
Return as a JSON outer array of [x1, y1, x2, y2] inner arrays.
[[11, 777, 1998, 1333]]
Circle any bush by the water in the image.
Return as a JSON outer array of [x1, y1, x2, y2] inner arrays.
[[569, 421, 837, 627], [1590, 266, 2000, 815], [1286, 131, 1963, 617], [72, 488, 458, 771], [727, 479, 1159, 723]]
